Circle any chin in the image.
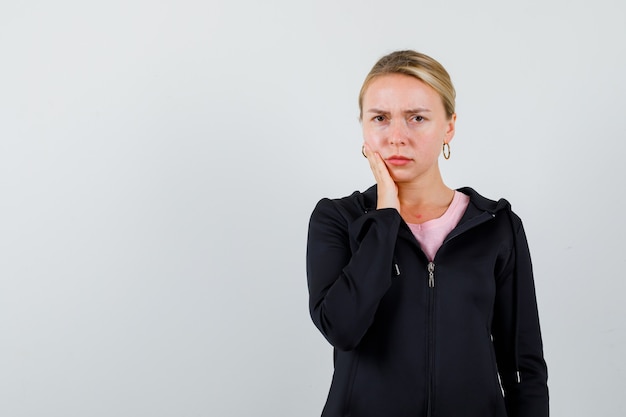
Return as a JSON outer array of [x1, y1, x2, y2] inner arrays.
[[390, 167, 428, 184], [389, 174, 415, 184]]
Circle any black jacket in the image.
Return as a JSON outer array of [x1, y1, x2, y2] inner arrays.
[[306, 186, 548, 417]]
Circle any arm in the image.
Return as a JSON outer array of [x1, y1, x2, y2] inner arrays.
[[492, 215, 549, 417], [306, 198, 402, 351]]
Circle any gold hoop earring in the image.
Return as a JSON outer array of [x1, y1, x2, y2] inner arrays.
[[362, 145, 367, 158], [442, 142, 451, 160]]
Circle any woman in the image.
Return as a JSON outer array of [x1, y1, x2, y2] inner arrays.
[[306, 50, 548, 417]]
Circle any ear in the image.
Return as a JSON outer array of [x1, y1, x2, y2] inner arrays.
[[445, 113, 456, 143]]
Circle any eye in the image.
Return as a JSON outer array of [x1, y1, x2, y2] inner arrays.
[[373, 115, 386, 122], [412, 115, 425, 122]]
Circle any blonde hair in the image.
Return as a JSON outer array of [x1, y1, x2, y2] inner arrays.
[[359, 50, 456, 120]]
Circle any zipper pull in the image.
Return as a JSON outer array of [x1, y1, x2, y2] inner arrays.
[[427, 262, 435, 288]]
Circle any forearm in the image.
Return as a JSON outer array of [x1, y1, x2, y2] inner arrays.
[[307, 201, 401, 350]]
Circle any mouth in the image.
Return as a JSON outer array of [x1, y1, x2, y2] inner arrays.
[[385, 155, 412, 166]]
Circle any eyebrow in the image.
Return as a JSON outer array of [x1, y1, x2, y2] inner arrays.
[[365, 107, 432, 114]]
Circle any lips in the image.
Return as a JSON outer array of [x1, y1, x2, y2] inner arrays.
[[385, 155, 412, 166]]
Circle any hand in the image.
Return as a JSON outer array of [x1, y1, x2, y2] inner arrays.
[[363, 143, 400, 211]]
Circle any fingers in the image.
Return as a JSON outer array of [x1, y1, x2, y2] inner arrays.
[[363, 143, 400, 210]]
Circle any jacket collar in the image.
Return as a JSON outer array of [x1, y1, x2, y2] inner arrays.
[[360, 185, 511, 216], [361, 185, 378, 212], [457, 186, 511, 214]]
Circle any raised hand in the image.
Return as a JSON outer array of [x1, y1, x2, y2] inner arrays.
[[363, 143, 400, 211]]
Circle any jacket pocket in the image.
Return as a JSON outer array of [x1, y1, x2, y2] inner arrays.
[[486, 328, 507, 416], [487, 337, 502, 392]]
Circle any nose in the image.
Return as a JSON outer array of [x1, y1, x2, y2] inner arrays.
[[388, 119, 408, 145]]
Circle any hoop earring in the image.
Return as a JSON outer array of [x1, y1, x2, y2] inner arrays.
[[362, 145, 367, 158], [442, 142, 451, 160]]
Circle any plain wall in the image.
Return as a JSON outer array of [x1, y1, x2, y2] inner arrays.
[[1, 1, 624, 416]]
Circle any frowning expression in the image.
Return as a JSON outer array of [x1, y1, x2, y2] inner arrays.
[[361, 73, 456, 183]]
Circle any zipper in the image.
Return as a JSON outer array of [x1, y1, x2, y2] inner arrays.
[[423, 211, 493, 416], [427, 262, 435, 288], [426, 261, 435, 417]]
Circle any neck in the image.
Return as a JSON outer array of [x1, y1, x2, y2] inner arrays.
[[396, 170, 453, 207], [395, 169, 455, 224]]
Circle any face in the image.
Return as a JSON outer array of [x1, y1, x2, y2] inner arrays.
[[361, 73, 456, 184]]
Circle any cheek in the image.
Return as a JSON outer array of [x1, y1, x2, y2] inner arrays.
[[362, 126, 383, 147]]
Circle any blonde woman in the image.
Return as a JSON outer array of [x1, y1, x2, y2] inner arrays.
[[306, 50, 548, 417]]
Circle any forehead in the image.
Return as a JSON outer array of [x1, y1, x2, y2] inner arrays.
[[363, 73, 444, 111]]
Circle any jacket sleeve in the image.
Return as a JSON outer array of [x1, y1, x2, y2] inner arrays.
[[492, 214, 549, 417], [306, 198, 402, 351]]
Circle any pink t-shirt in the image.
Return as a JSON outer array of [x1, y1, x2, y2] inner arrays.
[[407, 191, 470, 261]]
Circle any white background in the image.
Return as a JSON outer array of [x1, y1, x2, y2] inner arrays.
[[1, 1, 624, 416]]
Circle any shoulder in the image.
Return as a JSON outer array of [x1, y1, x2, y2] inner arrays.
[[311, 185, 377, 218]]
